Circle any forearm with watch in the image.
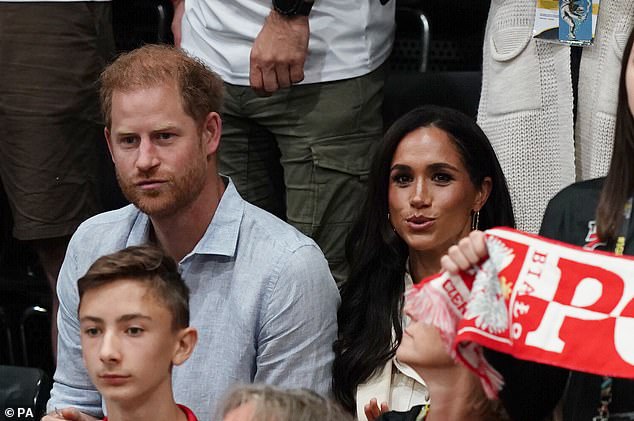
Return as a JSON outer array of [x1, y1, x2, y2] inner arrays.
[[249, 0, 313, 94]]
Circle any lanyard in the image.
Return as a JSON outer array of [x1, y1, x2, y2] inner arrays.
[[594, 197, 633, 421], [614, 198, 633, 256]]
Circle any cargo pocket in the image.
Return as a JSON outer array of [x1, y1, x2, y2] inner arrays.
[[307, 135, 376, 279], [308, 134, 375, 226]]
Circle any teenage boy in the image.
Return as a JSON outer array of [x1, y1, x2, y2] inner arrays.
[[52, 245, 198, 421], [46, 44, 338, 421]]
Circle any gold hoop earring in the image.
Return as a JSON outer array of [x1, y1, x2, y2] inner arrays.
[[471, 210, 480, 231]]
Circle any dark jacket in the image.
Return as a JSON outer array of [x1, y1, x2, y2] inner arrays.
[[376, 405, 427, 421]]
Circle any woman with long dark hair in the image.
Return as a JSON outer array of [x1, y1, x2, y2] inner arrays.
[[332, 105, 514, 420], [442, 26, 634, 421]]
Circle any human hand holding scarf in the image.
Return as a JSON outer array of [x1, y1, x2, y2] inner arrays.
[[406, 228, 634, 397]]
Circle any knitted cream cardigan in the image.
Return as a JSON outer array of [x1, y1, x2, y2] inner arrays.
[[478, 0, 634, 233]]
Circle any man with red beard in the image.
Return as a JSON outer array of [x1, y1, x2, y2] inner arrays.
[[44, 45, 339, 421]]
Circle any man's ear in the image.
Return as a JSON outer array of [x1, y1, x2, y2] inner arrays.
[[201, 112, 222, 157], [473, 176, 493, 212], [172, 327, 198, 366], [104, 127, 115, 163]]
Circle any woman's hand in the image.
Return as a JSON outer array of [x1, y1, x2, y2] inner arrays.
[[364, 398, 390, 421], [440, 230, 488, 274]]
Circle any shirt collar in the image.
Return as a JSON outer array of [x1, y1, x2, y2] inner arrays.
[[125, 176, 244, 258], [192, 176, 243, 257], [404, 258, 414, 288], [393, 358, 429, 390]]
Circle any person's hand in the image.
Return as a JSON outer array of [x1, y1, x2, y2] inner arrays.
[[249, 10, 309, 96], [42, 407, 99, 421], [364, 398, 390, 421], [440, 230, 488, 274], [171, 0, 185, 48]]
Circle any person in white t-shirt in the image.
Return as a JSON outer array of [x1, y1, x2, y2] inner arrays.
[[171, 0, 395, 283]]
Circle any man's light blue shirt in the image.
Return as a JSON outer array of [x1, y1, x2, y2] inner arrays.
[[48, 178, 339, 420]]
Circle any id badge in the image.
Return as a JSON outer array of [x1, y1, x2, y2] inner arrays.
[[533, 0, 600, 46]]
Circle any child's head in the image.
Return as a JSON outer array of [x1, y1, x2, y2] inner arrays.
[[77, 245, 197, 406]]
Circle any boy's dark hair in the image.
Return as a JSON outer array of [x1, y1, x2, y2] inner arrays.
[[77, 245, 190, 330]]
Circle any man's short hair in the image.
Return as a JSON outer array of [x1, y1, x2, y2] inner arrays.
[[77, 245, 190, 330], [220, 385, 353, 421], [99, 44, 224, 128]]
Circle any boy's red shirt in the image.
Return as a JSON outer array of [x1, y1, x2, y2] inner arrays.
[[102, 404, 198, 421]]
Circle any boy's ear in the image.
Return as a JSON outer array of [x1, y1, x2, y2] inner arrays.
[[172, 327, 198, 366]]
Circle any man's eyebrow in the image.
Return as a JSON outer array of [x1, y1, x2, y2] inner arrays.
[[112, 129, 136, 138], [153, 125, 178, 132]]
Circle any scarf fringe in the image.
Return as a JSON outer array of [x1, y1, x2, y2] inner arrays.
[[405, 276, 504, 398]]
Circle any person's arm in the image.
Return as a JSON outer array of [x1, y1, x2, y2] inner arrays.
[[46, 238, 103, 418], [249, 3, 312, 96], [254, 244, 339, 395], [440, 209, 571, 421], [171, 0, 184, 48]]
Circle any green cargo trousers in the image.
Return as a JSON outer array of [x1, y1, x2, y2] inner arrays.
[[219, 65, 386, 284]]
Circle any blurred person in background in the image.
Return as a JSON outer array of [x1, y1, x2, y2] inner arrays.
[[170, 0, 395, 283], [0, 0, 116, 356]]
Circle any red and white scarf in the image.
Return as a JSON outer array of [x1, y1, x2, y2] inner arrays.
[[404, 227, 634, 398]]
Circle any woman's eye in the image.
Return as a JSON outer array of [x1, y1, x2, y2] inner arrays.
[[392, 174, 412, 185], [432, 173, 453, 183]]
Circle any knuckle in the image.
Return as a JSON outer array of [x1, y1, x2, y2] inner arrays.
[[448, 245, 460, 256]]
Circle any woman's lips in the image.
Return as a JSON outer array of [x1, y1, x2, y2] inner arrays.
[[405, 216, 435, 231]]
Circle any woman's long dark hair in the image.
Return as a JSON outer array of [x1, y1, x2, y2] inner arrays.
[[332, 106, 515, 413], [596, 27, 634, 241]]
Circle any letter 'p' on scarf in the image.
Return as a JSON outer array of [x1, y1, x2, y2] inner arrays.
[[404, 227, 634, 398]]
